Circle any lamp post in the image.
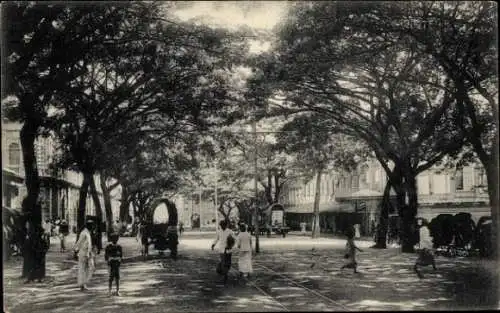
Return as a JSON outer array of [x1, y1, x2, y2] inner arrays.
[[214, 162, 218, 228]]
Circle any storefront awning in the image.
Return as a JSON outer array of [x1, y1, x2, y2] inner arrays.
[[3, 168, 24, 184], [337, 188, 383, 200], [40, 175, 79, 189], [284, 201, 355, 213]]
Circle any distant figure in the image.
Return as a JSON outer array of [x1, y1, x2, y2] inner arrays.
[[236, 224, 253, 280], [59, 219, 69, 252], [341, 226, 363, 274], [105, 233, 123, 296], [137, 222, 149, 259], [300, 222, 307, 236], [354, 224, 361, 239], [178, 222, 184, 237], [42, 219, 51, 241], [211, 220, 235, 285], [414, 219, 436, 279]]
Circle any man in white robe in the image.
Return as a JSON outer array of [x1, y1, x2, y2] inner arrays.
[[74, 222, 94, 290]]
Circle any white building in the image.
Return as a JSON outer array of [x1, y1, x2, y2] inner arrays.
[[2, 121, 121, 231]]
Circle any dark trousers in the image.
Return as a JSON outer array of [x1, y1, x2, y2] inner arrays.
[[218, 253, 232, 283], [108, 261, 120, 290]]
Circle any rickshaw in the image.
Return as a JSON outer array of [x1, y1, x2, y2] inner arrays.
[[142, 198, 179, 259]]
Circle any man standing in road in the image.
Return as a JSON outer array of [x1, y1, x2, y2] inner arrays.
[[74, 221, 95, 291]]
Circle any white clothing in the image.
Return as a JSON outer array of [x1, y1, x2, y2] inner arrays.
[[237, 231, 252, 252], [238, 251, 253, 274], [212, 228, 235, 253], [75, 228, 93, 258], [43, 222, 51, 235], [354, 224, 361, 239], [419, 226, 433, 249]]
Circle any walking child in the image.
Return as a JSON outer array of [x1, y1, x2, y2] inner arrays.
[[236, 224, 253, 280], [105, 233, 123, 296], [414, 218, 436, 279], [341, 226, 363, 273]]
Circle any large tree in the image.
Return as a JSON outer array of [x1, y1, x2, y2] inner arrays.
[[260, 3, 466, 252], [290, 0, 498, 256], [2, 3, 134, 278], [51, 2, 248, 231]]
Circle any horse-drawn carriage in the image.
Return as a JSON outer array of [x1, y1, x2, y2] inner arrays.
[[139, 199, 179, 259]]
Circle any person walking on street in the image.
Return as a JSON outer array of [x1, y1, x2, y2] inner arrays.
[[341, 226, 363, 273], [414, 218, 437, 278], [236, 224, 253, 280], [211, 220, 235, 285], [59, 219, 69, 252], [137, 221, 149, 259], [74, 221, 94, 291], [105, 233, 123, 296], [178, 222, 184, 237]]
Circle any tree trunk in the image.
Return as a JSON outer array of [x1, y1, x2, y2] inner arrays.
[[20, 122, 41, 224], [455, 81, 498, 259], [120, 187, 130, 222], [99, 173, 114, 236], [265, 171, 274, 205], [312, 168, 322, 239], [77, 173, 90, 233], [486, 161, 499, 260], [373, 179, 392, 249], [20, 120, 43, 279], [88, 174, 103, 251], [399, 173, 418, 253], [274, 174, 281, 204]]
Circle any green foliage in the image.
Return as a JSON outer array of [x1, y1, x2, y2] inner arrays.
[[264, 2, 470, 180]]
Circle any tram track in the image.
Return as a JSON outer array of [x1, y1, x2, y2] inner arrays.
[[122, 244, 354, 312], [253, 262, 353, 311], [153, 252, 352, 311]]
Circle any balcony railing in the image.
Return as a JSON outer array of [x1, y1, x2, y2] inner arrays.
[[419, 191, 489, 204]]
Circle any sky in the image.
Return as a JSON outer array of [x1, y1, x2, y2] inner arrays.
[[171, 1, 289, 54], [172, 1, 289, 30]]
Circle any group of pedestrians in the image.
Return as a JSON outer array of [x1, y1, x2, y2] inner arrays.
[[212, 220, 253, 284], [42, 217, 70, 252], [67, 216, 436, 296]]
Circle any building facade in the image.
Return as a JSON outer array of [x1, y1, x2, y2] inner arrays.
[[280, 159, 490, 236], [2, 121, 121, 231]]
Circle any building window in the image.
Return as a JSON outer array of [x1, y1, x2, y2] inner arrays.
[[474, 167, 486, 188], [8, 143, 20, 172], [455, 168, 464, 191], [351, 175, 359, 190]]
